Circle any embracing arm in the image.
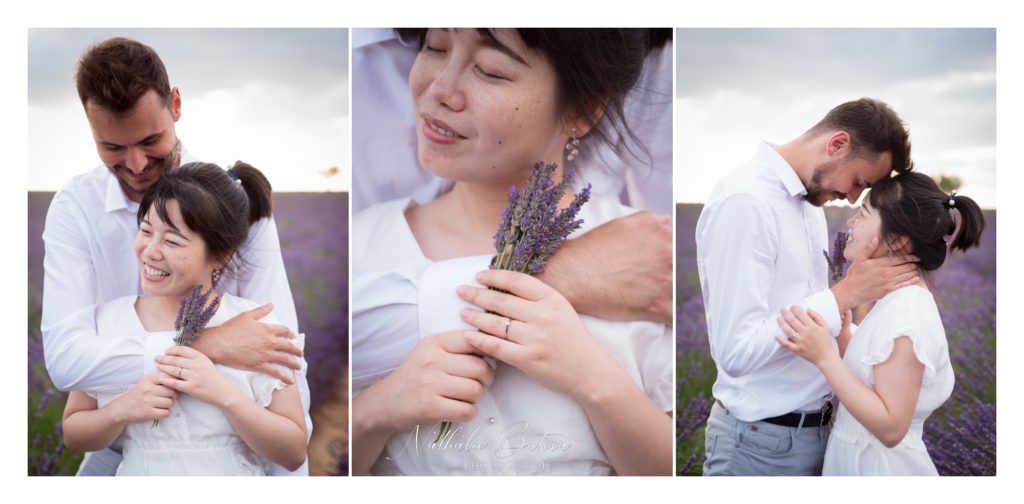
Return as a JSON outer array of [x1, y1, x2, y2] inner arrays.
[[41, 195, 147, 391], [539, 211, 672, 325], [778, 308, 923, 448], [817, 337, 923, 447], [698, 195, 841, 376], [155, 346, 307, 471]]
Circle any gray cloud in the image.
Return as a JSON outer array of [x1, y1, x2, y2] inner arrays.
[[677, 28, 995, 97], [28, 28, 348, 116]]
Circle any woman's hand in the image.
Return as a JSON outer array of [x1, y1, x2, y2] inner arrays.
[[108, 372, 177, 424], [360, 330, 495, 435], [457, 269, 619, 403], [775, 306, 838, 367], [155, 346, 246, 408]]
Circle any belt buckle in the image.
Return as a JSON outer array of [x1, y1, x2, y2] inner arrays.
[[821, 401, 834, 425]]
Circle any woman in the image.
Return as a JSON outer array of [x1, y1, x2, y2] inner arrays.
[[61, 162, 307, 475], [777, 171, 985, 475], [352, 28, 673, 476]]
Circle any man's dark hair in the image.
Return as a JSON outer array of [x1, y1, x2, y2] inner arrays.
[[808, 97, 913, 175], [76, 37, 172, 115]]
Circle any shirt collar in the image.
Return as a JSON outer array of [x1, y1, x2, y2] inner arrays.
[[103, 143, 196, 214], [759, 141, 807, 198]]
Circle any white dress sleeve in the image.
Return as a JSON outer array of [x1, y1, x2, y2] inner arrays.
[[861, 287, 940, 385]]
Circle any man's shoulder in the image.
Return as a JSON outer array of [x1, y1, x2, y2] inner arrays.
[[51, 165, 111, 204]]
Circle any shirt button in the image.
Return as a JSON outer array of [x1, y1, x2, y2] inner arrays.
[[176, 413, 182, 418], [488, 417, 496, 424]]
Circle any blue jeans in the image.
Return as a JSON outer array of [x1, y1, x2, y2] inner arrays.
[[703, 402, 829, 476], [75, 446, 122, 476]]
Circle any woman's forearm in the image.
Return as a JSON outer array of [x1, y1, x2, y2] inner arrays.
[[576, 365, 673, 476], [62, 391, 128, 453], [817, 352, 916, 448], [219, 386, 307, 471], [351, 385, 394, 475]]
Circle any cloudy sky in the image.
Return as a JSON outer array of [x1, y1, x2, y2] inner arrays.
[[28, 28, 348, 192], [675, 28, 996, 208]]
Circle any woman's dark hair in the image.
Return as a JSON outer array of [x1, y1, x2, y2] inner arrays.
[[868, 171, 984, 271], [398, 28, 671, 165], [137, 161, 273, 266]]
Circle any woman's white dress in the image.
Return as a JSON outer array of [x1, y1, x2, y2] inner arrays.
[[824, 285, 954, 475], [92, 294, 298, 475], [352, 197, 673, 475]]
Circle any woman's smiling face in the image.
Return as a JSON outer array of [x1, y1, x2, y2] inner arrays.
[[134, 199, 220, 297], [844, 197, 884, 261], [410, 29, 570, 188]]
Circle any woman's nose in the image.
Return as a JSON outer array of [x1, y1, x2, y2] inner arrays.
[[142, 238, 162, 260], [430, 64, 466, 112]]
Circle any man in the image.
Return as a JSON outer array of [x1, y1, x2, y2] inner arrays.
[[696, 98, 918, 475], [41, 37, 310, 475]]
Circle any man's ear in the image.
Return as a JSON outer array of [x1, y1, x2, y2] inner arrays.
[[826, 131, 851, 158], [169, 87, 182, 122]]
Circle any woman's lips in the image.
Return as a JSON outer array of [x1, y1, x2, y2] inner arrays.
[[142, 263, 170, 282], [422, 115, 466, 144]]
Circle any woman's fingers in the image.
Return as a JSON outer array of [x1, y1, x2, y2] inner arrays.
[[439, 375, 487, 404], [464, 331, 525, 366], [156, 364, 188, 381], [457, 284, 532, 321], [777, 315, 797, 340], [790, 306, 814, 326], [474, 269, 550, 302], [445, 353, 494, 386], [154, 354, 193, 369], [780, 307, 806, 332], [460, 308, 527, 343], [163, 345, 203, 359], [807, 309, 828, 327]]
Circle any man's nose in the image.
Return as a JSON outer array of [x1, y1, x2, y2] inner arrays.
[[125, 148, 148, 173], [846, 187, 864, 204]]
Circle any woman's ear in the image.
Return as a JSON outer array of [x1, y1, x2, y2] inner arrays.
[[888, 235, 912, 257], [564, 98, 608, 138]]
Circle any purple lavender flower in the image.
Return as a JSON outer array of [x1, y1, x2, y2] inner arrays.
[[437, 161, 591, 443], [174, 285, 223, 346], [824, 231, 849, 284], [154, 285, 222, 427]]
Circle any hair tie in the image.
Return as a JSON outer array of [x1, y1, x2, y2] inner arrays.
[[947, 191, 957, 207], [944, 207, 963, 254], [227, 169, 242, 186]]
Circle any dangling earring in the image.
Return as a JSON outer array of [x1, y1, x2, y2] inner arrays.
[[565, 127, 581, 162], [211, 268, 222, 288]]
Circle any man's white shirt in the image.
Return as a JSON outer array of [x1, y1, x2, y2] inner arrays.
[[40, 151, 311, 475], [695, 142, 842, 422]]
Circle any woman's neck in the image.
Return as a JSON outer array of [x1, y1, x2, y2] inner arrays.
[[407, 161, 575, 261], [135, 295, 182, 332]]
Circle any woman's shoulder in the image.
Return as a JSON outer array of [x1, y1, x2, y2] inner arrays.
[[212, 293, 282, 327], [866, 285, 945, 344], [353, 197, 413, 230]]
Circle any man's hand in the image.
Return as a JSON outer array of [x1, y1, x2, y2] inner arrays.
[[192, 303, 302, 383], [539, 211, 672, 325], [832, 236, 919, 313]]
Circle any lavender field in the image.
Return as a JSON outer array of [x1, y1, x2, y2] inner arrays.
[[675, 203, 996, 476], [27, 191, 348, 476]]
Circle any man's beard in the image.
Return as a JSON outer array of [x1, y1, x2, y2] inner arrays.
[[804, 158, 842, 207]]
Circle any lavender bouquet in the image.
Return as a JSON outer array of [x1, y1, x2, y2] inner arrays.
[[435, 161, 591, 442], [153, 285, 222, 427], [823, 231, 849, 284]]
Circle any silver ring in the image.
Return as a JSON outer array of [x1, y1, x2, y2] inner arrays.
[[177, 367, 183, 379], [504, 318, 511, 338]]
